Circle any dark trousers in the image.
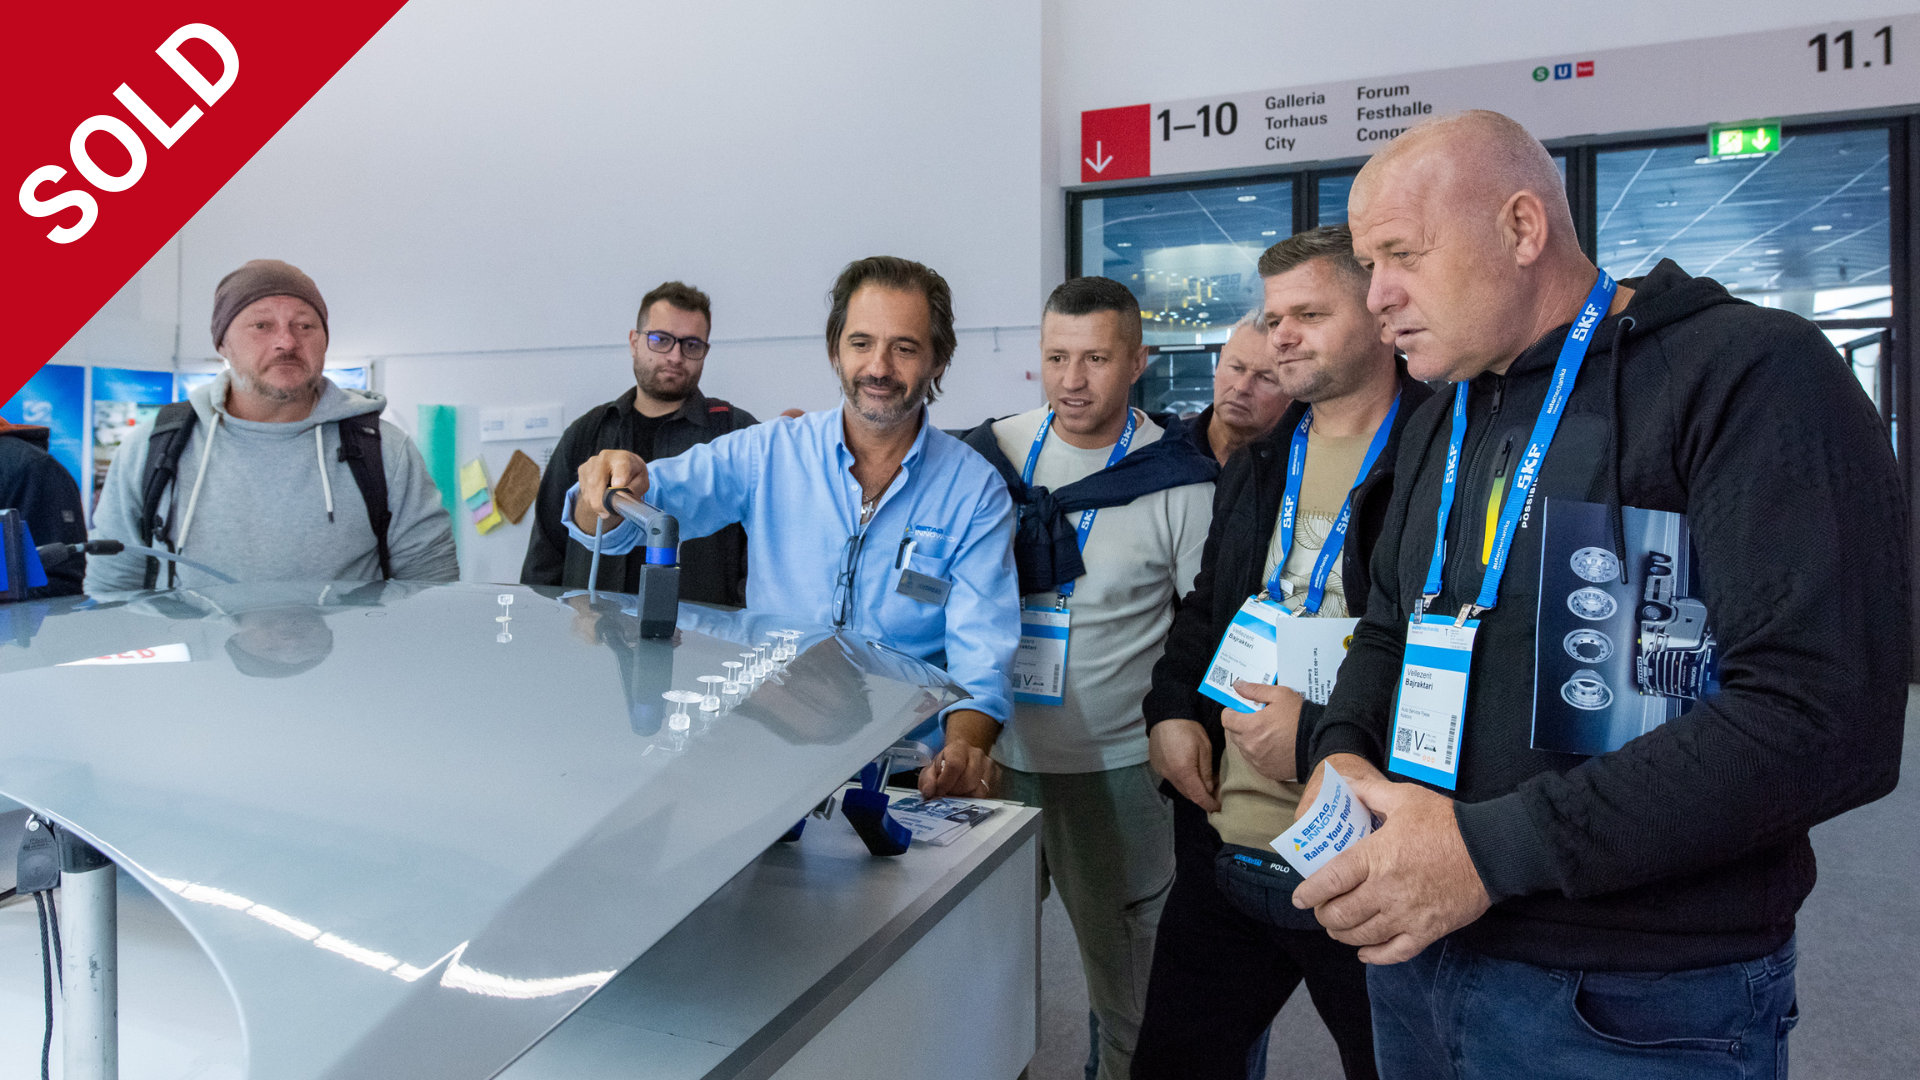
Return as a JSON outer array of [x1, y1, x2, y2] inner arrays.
[[1132, 793, 1377, 1080]]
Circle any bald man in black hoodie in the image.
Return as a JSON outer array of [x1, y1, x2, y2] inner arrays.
[[1290, 110, 1907, 1080]]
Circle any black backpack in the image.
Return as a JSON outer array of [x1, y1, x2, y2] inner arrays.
[[137, 401, 392, 588]]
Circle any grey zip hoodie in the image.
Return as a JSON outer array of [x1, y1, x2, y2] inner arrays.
[[85, 372, 458, 592]]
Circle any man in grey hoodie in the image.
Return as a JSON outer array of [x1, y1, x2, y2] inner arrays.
[[86, 260, 458, 592]]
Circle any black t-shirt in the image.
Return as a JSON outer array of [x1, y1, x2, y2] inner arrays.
[[629, 410, 670, 461]]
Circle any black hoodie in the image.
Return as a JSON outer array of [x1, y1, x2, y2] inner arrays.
[[1311, 260, 1909, 971]]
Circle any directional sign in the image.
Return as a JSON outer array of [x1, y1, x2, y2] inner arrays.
[[1072, 14, 1917, 182], [1080, 104, 1151, 183], [1707, 121, 1783, 158]]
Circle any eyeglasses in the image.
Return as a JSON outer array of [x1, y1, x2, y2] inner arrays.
[[831, 532, 867, 628], [643, 330, 710, 361]]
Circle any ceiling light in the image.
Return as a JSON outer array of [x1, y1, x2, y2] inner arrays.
[[1237, 195, 1257, 202], [1617, 239, 1638, 245], [1764, 249, 1783, 255], [1261, 230, 1277, 237], [1811, 225, 1834, 232], [1116, 242, 1133, 247], [1740, 265, 1756, 272]]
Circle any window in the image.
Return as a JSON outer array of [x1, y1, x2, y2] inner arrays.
[[1076, 180, 1293, 347], [1595, 126, 1896, 422], [1317, 173, 1356, 226], [1596, 129, 1891, 320]]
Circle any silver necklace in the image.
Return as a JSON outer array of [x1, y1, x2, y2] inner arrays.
[[858, 462, 904, 525]]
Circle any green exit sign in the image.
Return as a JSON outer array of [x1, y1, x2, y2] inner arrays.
[[1707, 121, 1782, 158]]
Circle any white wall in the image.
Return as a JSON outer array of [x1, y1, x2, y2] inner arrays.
[[50, 240, 182, 372], [1050, 0, 1920, 181]]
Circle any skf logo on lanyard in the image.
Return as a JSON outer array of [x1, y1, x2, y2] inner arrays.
[[1568, 299, 1604, 343], [1442, 436, 1459, 484], [1513, 442, 1547, 496]]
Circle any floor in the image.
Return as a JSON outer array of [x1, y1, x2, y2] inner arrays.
[[1026, 698, 1920, 1080], [0, 700, 1914, 1079]]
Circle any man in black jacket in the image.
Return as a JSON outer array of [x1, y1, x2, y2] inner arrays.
[[0, 417, 87, 598], [1292, 110, 1907, 1080], [521, 281, 756, 605], [1134, 227, 1432, 1080]]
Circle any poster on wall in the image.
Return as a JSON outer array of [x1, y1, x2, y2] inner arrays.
[[91, 367, 175, 510], [0, 363, 87, 490], [177, 371, 219, 400]]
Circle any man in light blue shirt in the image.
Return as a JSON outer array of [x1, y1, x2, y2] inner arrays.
[[566, 256, 1019, 798]]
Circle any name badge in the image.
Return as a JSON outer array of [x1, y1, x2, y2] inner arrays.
[[1012, 606, 1071, 706], [896, 568, 952, 605], [1200, 598, 1286, 712], [1386, 614, 1477, 790]]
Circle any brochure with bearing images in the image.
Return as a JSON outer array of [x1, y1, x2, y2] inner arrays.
[[884, 795, 999, 846], [1532, 498, 1720, 756]]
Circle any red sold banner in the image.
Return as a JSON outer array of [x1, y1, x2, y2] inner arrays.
[[1, 2, 411, 405]]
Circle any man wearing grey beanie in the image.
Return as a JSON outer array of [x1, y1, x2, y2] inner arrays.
[[86, 259, 458, 591]]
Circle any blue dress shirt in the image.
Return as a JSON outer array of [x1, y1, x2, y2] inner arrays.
[[565, 406, 1020, 731]]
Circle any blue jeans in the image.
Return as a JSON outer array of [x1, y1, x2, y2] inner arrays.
[[1367, 936, 1800, 1080]]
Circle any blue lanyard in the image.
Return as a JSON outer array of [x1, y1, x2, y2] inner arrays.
[[1022, 408, 1137, 603], [1268, 393, 1401, 614], [1421, 272, 1617, 621]]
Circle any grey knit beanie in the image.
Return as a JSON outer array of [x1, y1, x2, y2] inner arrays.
[[210, 259, 330, 347]]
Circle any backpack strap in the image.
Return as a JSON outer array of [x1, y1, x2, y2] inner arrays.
[[138, 401, 199, 589], [335, 417, 393, 580]]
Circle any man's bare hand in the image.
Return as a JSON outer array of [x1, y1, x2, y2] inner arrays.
[[1223, 681, 1304, 782], [573, 450, 650, 534], [1149, 718, 1219, 813], [1292, 753, 1386, 822], [919, 709, 1000, 799], [1290, 770, 1491, 965]]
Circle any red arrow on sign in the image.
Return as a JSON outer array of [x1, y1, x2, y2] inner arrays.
[[1080, 105, 1150, 183]]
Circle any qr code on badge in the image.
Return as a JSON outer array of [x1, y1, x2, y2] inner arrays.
[[1206, 666, 1230, 688], [1396, 728, 1412, 753]]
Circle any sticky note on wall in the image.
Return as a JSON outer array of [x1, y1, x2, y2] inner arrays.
[[458, 457, 506, 535]]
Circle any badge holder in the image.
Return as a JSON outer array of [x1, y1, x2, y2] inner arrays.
[[1013, 604, 1071, 706], [1199, 597, 1286, 713]]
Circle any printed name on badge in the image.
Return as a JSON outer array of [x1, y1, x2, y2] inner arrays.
[[895, 568, 952, 605], [1200, 599, 1284, 712], [1013, 607, 1071, 706]]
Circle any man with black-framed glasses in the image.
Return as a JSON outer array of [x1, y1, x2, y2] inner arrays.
[[522, 280, 756, 605]]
